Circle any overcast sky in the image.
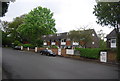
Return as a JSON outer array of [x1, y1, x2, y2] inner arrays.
[[0, 0, 113, 35]]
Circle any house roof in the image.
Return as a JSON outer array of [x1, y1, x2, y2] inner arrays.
[[42, 29, 97, 41], [42, 32, 68, 41], [106, 29, 117, 39]]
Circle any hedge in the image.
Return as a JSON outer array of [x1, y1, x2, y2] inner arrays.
[[75, 48, 101, 59], [23, 44, 35, 49]]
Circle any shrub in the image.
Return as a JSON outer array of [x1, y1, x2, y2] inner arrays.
[[14, 40, 22, 46], [51, 45, 58, 48], [75, 48, 101, 59], [23, 44, 35, 48]]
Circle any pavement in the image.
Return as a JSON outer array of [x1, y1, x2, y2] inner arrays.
[[2, 48, 119, 79]]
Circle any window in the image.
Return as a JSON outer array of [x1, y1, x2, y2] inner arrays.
[[111, 39, 116, 43], [92, 33, 95, 36], [61, 39, 66, 42], [92, 42, 95, 44], [57, 33, 61, 36], [67, 33, 69, 35]]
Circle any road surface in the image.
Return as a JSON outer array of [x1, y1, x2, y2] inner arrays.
[[2, 48, 119, 79]]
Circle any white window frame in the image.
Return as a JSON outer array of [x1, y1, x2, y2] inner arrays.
[[92, 33, 95, 36], [110, 39, 116, 48], [92, 42, 95, 45]]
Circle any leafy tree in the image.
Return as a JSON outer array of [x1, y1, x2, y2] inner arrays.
[[8, 14, 26, 42], [1, 15, 25, 46], [97, 30, 106, 49], [17, 6, 57, 45], [1, 21, 9, 33], [93, 2, 120, 61], [2, 30, 13, 47], [68, 28, 92, 48]]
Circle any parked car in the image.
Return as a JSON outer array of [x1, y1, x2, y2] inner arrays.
[[40, 49, 56, 56], [14, 46, 21, 50]]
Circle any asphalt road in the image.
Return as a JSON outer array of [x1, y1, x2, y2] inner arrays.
[[2, 48, 119, 79]]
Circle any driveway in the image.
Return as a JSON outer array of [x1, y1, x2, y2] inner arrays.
[[2, 48, 119, 79]]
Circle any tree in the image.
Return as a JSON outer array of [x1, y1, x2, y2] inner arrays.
[[17, 6, 57, 45], [93, 2, 120, 61], [97, 30, 106, 49], [8, 14, 25, 42], [1, 21, 9, 32], [68, 28, 92, 48]]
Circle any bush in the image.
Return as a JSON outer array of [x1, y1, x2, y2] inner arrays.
[[75, 48, 101, 59], [14, 40, 22, 46], [51, 45, 58, 48], [23, 44, 35, 49]]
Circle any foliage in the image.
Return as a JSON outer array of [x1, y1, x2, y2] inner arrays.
[[1, 21, 9, 32], [51, 45, 58, 48], [8, 15, 26, 42], [34, 39, 43, 47], [68, 29, 92, 48], [17, 6, 57, 44], [13, 40, 22, 46], [99, 39, 107, 49], [75, 48, 101, 59], [2, 30, 13, 47], [93, 2, 120, 61], [23, 44, 35, 48], [93, 2, 120, 28]]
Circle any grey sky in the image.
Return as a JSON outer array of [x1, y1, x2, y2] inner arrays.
[[0, 0, 113, 35]]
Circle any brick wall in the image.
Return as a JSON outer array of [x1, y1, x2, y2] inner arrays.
[[66, 41, 71, 46]]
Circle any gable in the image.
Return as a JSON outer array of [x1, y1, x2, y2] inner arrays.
[[106, 29, 117, 39]]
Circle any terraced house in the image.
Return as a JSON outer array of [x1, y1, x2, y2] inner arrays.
[[42, 29, 100, 48]]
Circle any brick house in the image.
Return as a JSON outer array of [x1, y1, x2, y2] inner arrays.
[[42, 29, 100, 48], [106, 29, 117, 48]]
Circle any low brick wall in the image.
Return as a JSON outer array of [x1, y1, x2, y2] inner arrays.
[[21, 47, 117, 63], [50, 48, 58, 55]]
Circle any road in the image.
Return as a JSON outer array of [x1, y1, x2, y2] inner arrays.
[[2, 48, 119, 79]]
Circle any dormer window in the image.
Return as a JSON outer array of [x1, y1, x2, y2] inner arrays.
[[67, 32, 69, 35], [57, 33, 61, 36]]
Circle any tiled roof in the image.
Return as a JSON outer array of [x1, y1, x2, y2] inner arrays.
[[106, 29, 117, 39], [42, 29, 96, 41]]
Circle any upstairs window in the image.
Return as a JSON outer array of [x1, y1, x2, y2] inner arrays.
[[61, 39, 66, 42], [92, 33, 95, 36], [57, 33, 61, 36]]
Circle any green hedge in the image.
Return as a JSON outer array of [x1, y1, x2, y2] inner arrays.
[[75, 48, 101, 59], [23, 44, 35, 48], [51, 45, 58, 48]]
